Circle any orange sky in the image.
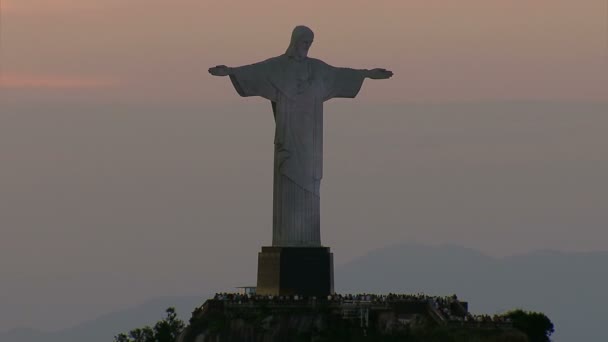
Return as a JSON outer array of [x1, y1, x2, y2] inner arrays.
[[1, 0, 607, 103]]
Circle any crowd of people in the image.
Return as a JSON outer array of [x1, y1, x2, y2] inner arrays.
[[212, 292, 464, 320], [214, 292, 458, 303], [213, 292, 458, 306], [209, 292, 515, 328], [205, 292, 517, 329]]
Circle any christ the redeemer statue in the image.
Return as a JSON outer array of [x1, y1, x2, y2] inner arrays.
[[209, 26, 393, 248]]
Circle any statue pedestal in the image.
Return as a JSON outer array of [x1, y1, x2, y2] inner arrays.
[[256, 246, 334, 296]]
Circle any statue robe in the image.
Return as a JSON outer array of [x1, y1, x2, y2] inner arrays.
[[229, 55, 365, 247]]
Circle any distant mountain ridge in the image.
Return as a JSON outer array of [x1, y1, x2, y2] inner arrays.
[[2, 245, 606, 342], [337, 244, 608, 341], [0, 296, 207, 342]]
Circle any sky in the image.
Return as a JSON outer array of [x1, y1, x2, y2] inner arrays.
[[1, 0, 607, 332], [2, 0, 607, 103]]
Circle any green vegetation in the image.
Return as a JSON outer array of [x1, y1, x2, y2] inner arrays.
[[114, 307, 185, 342], [503, 310, 554, 342], [116, 305, 554, 342]]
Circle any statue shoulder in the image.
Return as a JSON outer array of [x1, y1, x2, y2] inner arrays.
[[261, 55, 290, 65], [309, 58, 335, 75], [308, 58, 330, 68]]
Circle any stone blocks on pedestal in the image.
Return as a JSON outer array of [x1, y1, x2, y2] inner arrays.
[[256, 246, 333, 297]]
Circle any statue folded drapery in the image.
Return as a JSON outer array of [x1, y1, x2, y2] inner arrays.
[[210, 25, 393, 247], [230, 56, 365, 247]]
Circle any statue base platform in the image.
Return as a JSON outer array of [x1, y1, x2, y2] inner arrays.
[[256, 246, 334, 296]]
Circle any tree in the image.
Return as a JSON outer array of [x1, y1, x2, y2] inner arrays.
[[114, 307, 185, 342], [504, 309, 554, 342]]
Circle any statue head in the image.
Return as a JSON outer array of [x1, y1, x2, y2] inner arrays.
[[285, 26, 314, 61]]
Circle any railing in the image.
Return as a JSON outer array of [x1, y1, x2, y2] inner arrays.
[[426, 304, 448, 325], [209, 298, 472, 326], [447, 321, 513, 329]]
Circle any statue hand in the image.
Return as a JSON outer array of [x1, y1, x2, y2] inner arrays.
[[208, 65, 232, 77], [367, 68, 393, 80]]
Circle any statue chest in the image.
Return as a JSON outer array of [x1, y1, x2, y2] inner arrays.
[[279, 61, 323, 99]]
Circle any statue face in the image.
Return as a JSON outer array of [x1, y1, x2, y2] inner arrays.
[[295, 38, 313, 59]]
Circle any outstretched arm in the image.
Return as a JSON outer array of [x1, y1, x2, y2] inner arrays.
[[359, 68, 394, 80], [209, 61, 278, 101], [322, 65, 393, 101], [208, 65, 234, 77]]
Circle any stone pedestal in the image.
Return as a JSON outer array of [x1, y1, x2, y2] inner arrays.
[[256, 246, 334, 296]]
